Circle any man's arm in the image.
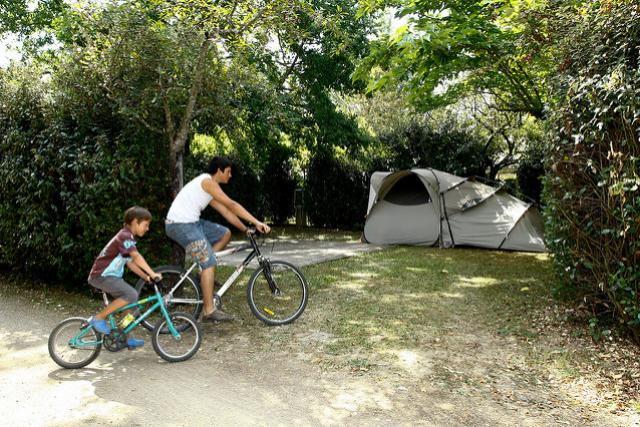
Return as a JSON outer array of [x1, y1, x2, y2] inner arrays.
[[209, 199, 248, 232], [202, 178, 271, 233]]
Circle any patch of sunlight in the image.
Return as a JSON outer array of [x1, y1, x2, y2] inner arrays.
[[327, 387, 393, 417], [335, 281, 368, 292], [439, 292, 464, 299], [347, 271, 377, 280], [436, 402, 456, 411], [0, 343, 134, 425], [456, 276, 499, 288], [385, 349, 433, 377], [378, 294, 402, 304], [398, 292, 430, 300], [405, 267, 430, 273]]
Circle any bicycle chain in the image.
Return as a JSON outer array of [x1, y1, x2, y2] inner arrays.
[[103, 328, 127, 352]]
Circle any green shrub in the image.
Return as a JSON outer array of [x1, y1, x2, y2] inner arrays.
[[545, 1, 640, 338], [372, 118, 494, 177], [305, 150, 368, 229], [517, 147, 544, 204], [261, 144, 297, 225], [0, 64, 170, 284]]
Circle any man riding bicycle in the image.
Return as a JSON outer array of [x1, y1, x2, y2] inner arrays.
[[165, 156, 270, 322]]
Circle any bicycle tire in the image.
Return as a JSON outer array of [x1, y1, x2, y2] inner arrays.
[[48, 317, 102, 369], [152, 312, 202, 362], [247, 260, 309, 326], [135, 265, 202, 331]]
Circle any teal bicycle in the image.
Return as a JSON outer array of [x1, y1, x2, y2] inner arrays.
[[48, 280, 202, 369]]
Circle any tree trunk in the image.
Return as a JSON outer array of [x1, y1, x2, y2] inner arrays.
[[166, 36, 212, 265], [169, 147, 184, 199]]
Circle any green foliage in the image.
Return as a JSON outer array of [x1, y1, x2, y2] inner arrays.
[[544, 1, 640, 338], [517, 145, 545, 204], [305, 149, 368, 229], [262, 144, 298, 225], [0, 0, 67, 36], [371, 115, 493, 177], [0, 64, 170, 282], [0, 0, 377, 283], [355, 0, 549, 118]]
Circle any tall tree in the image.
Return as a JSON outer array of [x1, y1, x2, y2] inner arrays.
[[354, 0, 557, 119], [0, 0, 67, 36], [57, 0, 314, 198]]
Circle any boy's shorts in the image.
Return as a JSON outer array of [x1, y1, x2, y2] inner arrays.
[[88, 276, 138, 303], [165, 219, 229, 269]]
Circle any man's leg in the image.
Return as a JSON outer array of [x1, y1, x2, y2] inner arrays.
[[195, 221, 233, 321], [200, 266, 215, 316], [213, 229, 231, 252]]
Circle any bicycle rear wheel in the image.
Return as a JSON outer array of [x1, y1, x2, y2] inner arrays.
[[135, 265, 202, 331], [48, 317, 102, 369], [152, 312, 202, 362], [247, 260, 309, 326]]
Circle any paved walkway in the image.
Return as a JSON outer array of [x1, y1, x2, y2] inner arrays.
[[217, 239, 386, 267]]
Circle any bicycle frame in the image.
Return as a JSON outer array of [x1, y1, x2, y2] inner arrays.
[[163, 231, 274, 305], [70, 285, 180, 349]]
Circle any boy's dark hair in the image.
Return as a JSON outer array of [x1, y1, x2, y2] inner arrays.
[[124, 206, 152, 225], [207, 156, 233, 175]]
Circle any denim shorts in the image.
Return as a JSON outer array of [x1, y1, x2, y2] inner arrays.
[[165, 220, 229, 269]]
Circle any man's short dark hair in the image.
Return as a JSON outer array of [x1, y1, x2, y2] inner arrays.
[[124, 206, 152, 225], [207, 156, 233, 175]]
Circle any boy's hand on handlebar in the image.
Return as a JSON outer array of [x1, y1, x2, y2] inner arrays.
[[149, 272, 162, 282]]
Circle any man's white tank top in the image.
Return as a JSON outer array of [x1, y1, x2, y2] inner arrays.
[[166, 174, 213, 223]]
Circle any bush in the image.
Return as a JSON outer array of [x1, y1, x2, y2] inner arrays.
[[0, 64, 170, 284], [372, 118, 493, 177], [261, 144, 297, 225], [517, 147, 544, 204], [545, 2, 640, 338], [305, 150, 368, 229]]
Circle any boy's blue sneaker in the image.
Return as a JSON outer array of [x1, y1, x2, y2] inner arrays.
[[126, 338, 144, 349], [89, 317, 111, 334]]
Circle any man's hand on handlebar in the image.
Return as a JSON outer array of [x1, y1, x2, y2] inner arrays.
[[246, 221, 270, 235], [255, 221, 271, 234]]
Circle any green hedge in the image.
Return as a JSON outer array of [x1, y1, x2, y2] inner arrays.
[[545, 2, 640, 337], [305, 150, 368, 229], [0, 65, 170, 284]]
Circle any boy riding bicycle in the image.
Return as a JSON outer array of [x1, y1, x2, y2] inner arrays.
[[87, 206, 162, 348]]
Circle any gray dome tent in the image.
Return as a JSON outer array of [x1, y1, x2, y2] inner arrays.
[[363, 169, 545, 252]]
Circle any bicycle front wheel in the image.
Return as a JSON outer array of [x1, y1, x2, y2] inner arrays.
[[48, 317, 102, 369], [135, 265, 202, 331], [152, 312, 202, 363], [247, 260, 309, 326]]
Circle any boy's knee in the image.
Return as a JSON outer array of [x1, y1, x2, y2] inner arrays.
[[124, 288, 139, 304]]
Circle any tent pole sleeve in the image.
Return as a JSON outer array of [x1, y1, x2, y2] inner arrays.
[[441, 193, 455, 247], [498, 203, 532, 249], [426, 168, 446, 248]]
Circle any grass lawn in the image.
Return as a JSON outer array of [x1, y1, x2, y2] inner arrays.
[[218, 245, 639, 415]]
